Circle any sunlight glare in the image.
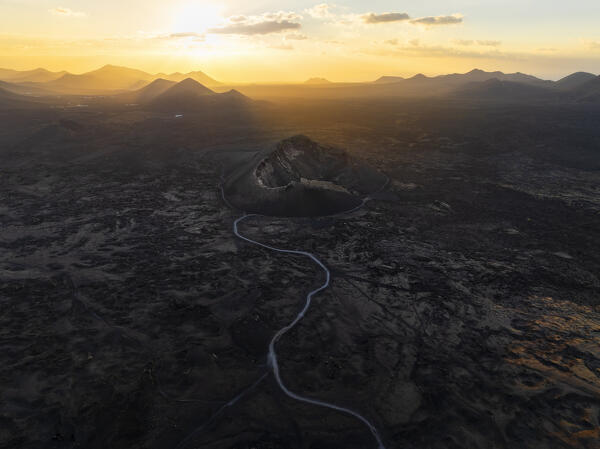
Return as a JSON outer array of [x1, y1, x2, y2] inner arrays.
[[173, 2, 223, 33]]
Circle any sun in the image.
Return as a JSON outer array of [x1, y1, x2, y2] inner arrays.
[[172, 2, 224, 33]]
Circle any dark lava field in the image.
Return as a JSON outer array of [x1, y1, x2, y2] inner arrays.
[[1, 99, 599, 449]]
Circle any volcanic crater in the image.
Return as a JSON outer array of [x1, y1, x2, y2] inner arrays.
[[224, 135, 386, 217]]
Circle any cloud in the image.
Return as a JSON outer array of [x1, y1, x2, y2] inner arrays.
[[383, 38, 419, 46], [590, 42, 600, 50], [362, 12, 410, 24], [209, 12, 302, 35], [168, 32, 204, 39], [263, 11, 302, 21], [286, 33, 308, 40], [455, 39, 501, 47], [477, 40, 501, 47], [410, 14, 463, 26], [50, 7, 86, 17], [209, 20, 300, 35], [363, 43, 506, 60], [147, 32, 205, 42], [306, 3, 334, 19]]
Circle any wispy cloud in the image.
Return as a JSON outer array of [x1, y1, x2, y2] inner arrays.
[[306, 3, 335, 19], [262, 11, 302, 21], [330, 10, 463, 28], [286, 33, 308, 40], [228, 15, 247, 23], [209, 20, 300, 35], [50, 7, 86, 17], [362, 12, 410, 24], [478, 40, 501, 47], [208, 12, 301, 35], [363, 42, 506, 60], [168, 32, 204, 39], [141, 31, 205, 42], [590, 42, 600, 50], [410, 15, 463, 26], [455, 39, 501, 47]]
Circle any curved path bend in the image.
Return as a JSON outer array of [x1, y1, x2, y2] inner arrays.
[[233, 214, 386, 449], [174, 165, 389, 449]]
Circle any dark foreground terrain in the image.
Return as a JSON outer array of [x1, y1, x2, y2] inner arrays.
[[1, 98, 599, 449]]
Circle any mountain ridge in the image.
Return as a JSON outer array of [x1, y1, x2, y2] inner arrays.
[[2, 65, 221, 95], [0, 67, 68, 83], [305, 78, 333, 85], [146, 78, 252, 112]]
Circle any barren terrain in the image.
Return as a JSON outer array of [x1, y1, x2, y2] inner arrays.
[[1, 99, 599, 449]]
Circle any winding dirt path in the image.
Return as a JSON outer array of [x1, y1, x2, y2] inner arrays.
[[232, 213, 387, 449]]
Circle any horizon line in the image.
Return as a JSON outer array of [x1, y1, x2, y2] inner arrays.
[[1, 64, 598, 84]]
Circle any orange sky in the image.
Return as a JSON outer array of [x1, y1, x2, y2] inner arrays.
[[1, 1, 600, 82]]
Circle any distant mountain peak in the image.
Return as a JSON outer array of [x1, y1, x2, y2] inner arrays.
[[156, 70, 221, 86], [178, 77, 203, 86], [569, 71, 596, 76], [151, 78, 215, 103], [373, 75, 404, 84], [147, 78, 254, 112], [171, 77, 216, 93], [119, 77, 176, 103], [224, 88, 244, 96], [305, 77, 332, 85], [221, 89, 251, 103], [146, 77, 170, 85], [556, 71, 597, 90], [96, 64, 121, 71]]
